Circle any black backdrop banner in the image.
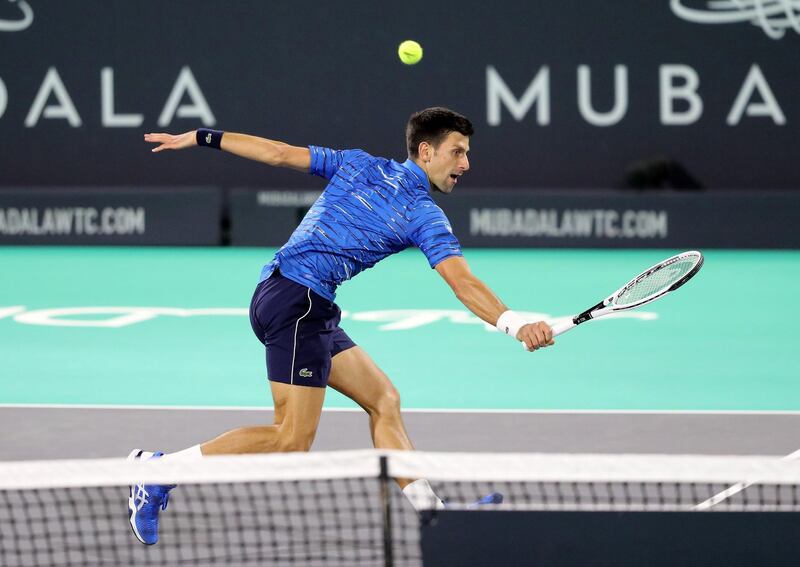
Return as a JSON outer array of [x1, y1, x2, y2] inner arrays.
[[1, 1, 798, 190], [0, 187, 221, 245], [229, 189, 800, 249]]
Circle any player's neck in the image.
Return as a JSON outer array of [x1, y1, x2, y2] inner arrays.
[[411, 157, 432, 184]]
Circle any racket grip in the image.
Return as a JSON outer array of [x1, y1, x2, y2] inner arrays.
[[550, 319, 577, 337], [519, 318, 577, 350]]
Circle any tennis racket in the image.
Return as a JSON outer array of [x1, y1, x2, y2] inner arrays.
[[551, 250, 704, 337]]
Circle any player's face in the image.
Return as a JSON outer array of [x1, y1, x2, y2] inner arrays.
[[427, 132, 470, 194]]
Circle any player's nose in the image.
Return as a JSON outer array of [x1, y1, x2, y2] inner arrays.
[[461, 155, 470, 172]]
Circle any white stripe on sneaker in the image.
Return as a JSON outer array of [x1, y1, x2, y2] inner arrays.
[[127, 449, 148, 544]]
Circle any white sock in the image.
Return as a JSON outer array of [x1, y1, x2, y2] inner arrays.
[[402, 479, 445, 511], [161, 445, 203, 461]]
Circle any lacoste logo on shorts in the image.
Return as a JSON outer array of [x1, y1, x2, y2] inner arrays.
[[299, 368, 313, 378]]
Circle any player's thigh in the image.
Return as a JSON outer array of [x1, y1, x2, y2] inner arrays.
[[328, 346, 400, 414], [270, 381, 326, 440]]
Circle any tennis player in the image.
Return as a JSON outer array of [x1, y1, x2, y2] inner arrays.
[[130, 107, 554, 545]]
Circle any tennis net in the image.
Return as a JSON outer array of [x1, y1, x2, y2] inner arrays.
[[1, 450, 799, 566]]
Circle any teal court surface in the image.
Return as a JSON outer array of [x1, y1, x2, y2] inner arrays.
[[1, 247, 798, 411], [2, 247, 800, 461]]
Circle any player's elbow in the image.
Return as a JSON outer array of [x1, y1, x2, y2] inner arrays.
[[451, 284, 468, 304], [262, 142, 288, 167], [450, 276, 479, 304], [271, 144, 311, 172]]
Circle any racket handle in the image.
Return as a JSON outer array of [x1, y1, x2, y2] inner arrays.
[[520, 318, 577, 350], [550, 319, 577, 337]]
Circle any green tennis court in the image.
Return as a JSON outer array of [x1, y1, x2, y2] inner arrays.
[[1, 247, 798, 411]]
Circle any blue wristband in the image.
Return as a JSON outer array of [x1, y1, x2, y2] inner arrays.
[[196, 128, 223, 149]]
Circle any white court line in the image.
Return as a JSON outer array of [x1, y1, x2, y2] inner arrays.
[[694, 448, 800, 510], [1, 403, 800, 415]]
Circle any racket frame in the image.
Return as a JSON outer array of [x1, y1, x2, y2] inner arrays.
[[551, 250, 704, 337]]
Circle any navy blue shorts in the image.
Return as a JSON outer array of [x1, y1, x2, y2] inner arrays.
[[249, 270, 356, 388]]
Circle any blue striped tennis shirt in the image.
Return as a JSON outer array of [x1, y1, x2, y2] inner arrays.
[[259, 146, 463, 301]]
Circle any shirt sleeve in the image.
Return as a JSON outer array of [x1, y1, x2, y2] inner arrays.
[[408, 200, 463, 268], [308, 146, 360, 180]]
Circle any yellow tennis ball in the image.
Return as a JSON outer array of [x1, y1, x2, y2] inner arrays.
[[398, 40, 423, 65]]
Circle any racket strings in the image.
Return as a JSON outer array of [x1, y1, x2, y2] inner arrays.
[[614, 257, 698, 306]]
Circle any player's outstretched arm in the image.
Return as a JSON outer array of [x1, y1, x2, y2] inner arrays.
[[143, 130, 311, 173], [435, 256, 554, 351]]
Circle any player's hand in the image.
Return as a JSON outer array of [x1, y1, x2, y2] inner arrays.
[[144, 131, 197, 153], [517, 321, 554, 352]]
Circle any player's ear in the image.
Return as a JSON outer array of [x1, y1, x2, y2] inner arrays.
[[418, 141, 431, 163]]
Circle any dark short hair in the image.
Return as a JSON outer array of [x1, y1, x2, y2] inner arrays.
[[406, 107, 474, 157]]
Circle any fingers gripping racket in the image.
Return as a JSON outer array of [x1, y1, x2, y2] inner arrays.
[[551, 250, 704, 337]]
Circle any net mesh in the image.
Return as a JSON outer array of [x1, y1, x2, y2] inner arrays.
[[1, 480, 400, 567], [1, 450, 798, 567], [614, 254, 699, 306]]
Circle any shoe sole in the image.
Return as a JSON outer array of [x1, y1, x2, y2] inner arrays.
[[127, 449, 152, 545]]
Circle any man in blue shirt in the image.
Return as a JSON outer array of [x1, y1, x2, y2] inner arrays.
[[131, 108, 554, 545]]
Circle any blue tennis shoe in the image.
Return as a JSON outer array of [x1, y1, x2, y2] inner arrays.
[[127, 449, 176, 545], [467, 491, 504, 508], [442, 491, 504, 509]]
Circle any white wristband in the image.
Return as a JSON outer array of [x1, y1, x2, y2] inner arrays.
[[496, 310, 528, 339]]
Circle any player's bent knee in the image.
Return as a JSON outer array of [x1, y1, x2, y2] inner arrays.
[[279, 438, 313, 452], [373, 386, 402, 418], [275, 424, 316, 452], [276, 434, 313, 452]]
